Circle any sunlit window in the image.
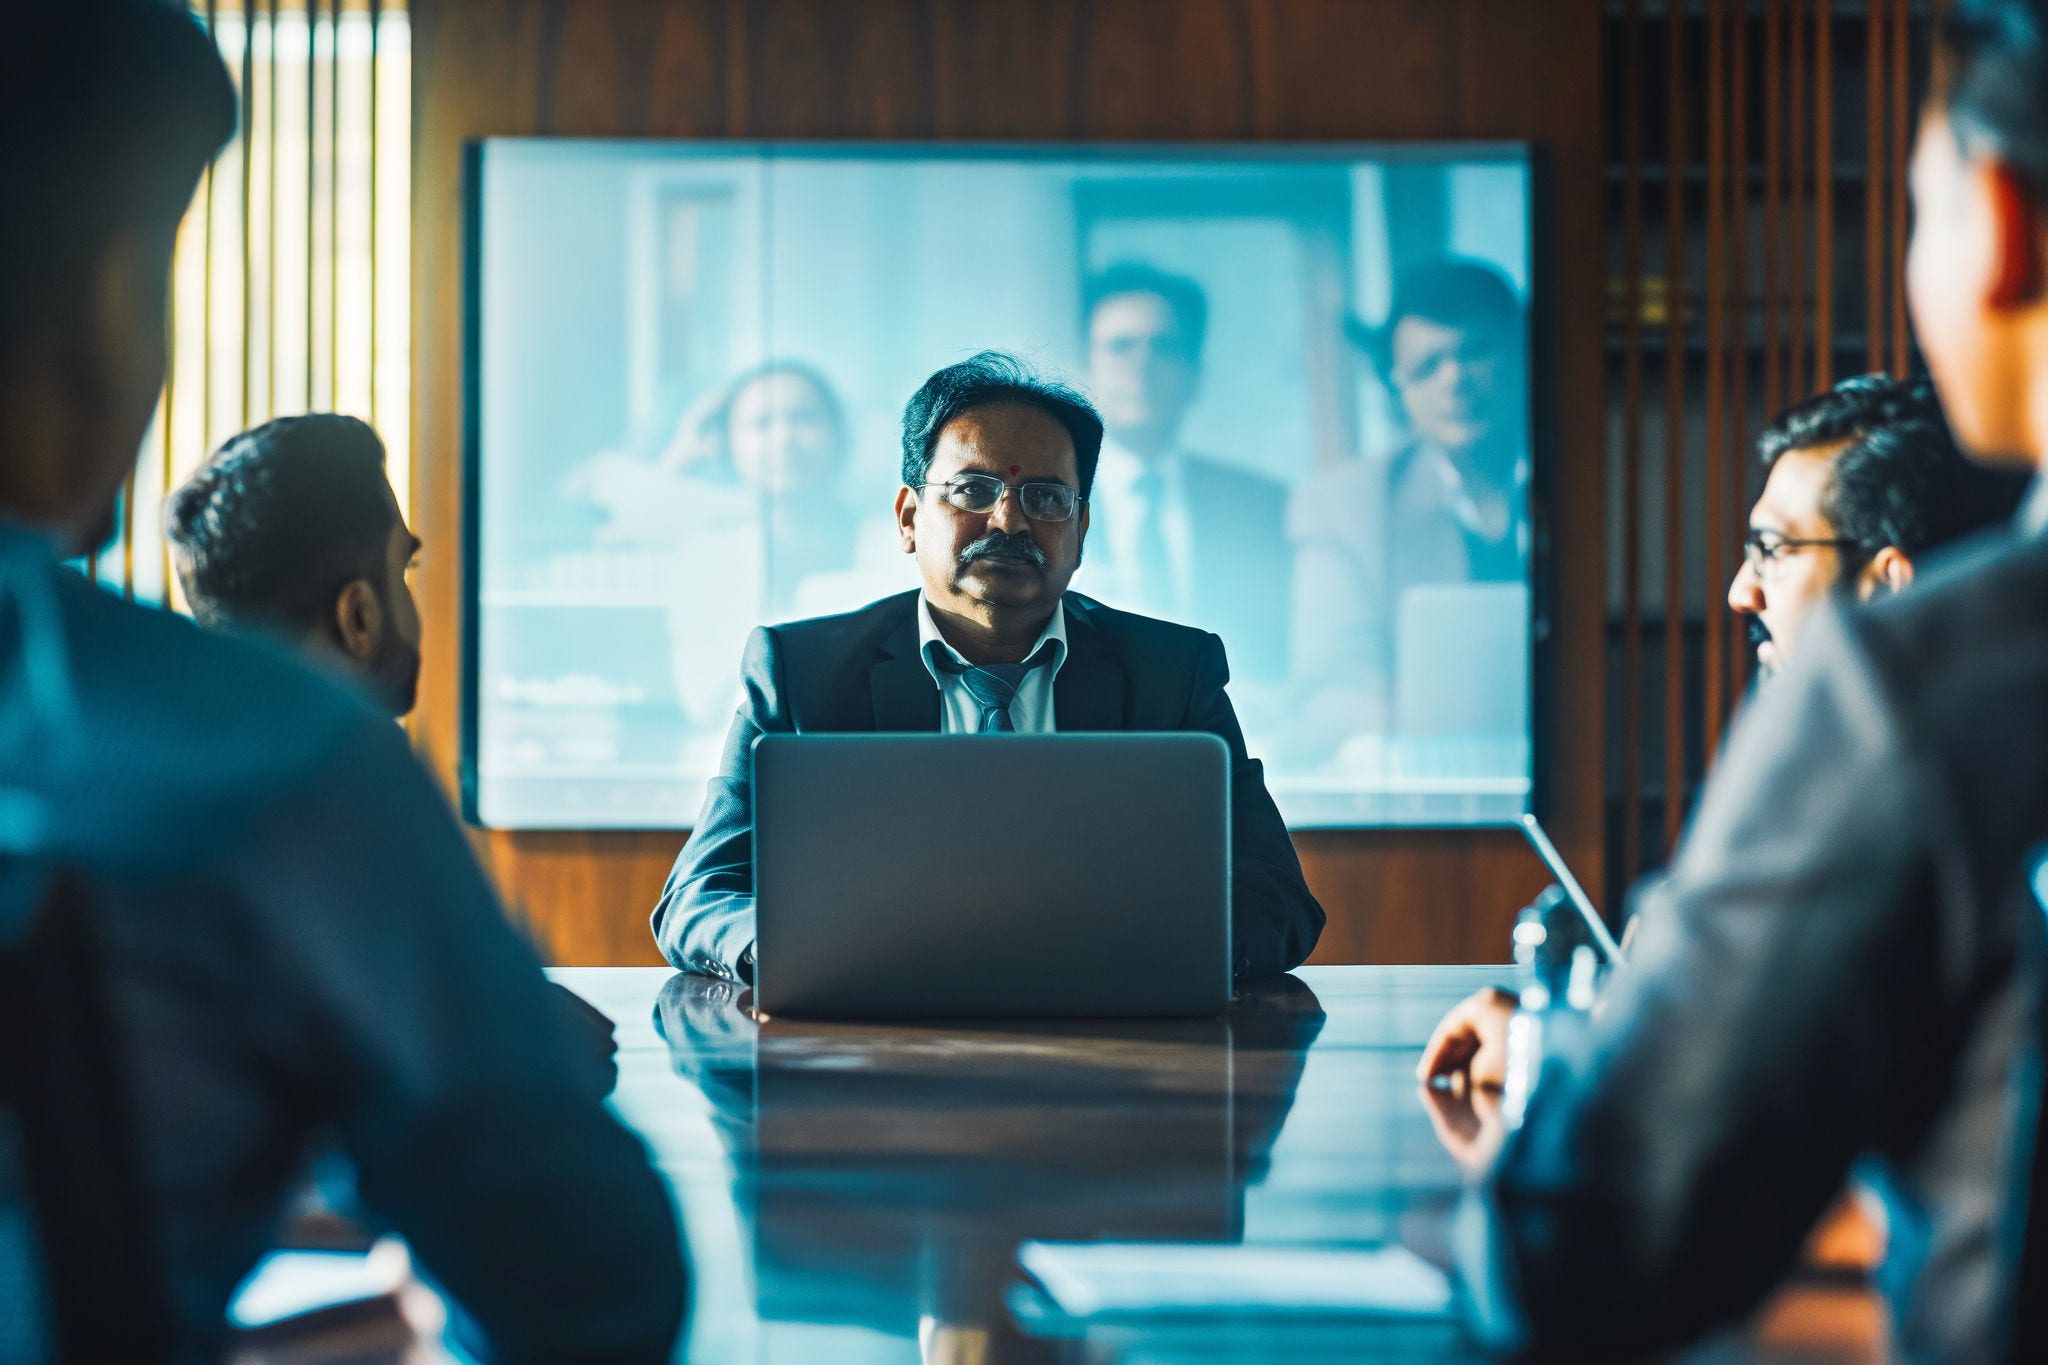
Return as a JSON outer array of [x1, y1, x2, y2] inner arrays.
[[92, 0, 410, 608]]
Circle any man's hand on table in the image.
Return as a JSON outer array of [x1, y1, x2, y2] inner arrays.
[[1416, 986, 1518, 1091]]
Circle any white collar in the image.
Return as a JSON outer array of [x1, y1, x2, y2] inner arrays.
[[916, 594, 1069, 681]]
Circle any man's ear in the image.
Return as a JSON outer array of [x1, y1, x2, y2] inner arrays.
[[1855, 546, 1915, 602], [1984, 160, 2046, 311], [332, 578, 384, 662], [893, 485, 918, 555]]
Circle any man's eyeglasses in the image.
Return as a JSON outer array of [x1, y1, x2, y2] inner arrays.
[[915, 472, 1084, 523], [1741, 531, 1860, 578]]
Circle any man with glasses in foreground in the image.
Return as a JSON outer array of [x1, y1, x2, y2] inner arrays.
[[1419, 371, 2029, 1090], [652, 350, 1324, 983], [1441, 1, 2048, 1348]]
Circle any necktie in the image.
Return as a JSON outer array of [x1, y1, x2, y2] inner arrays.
[[942, 660, 1029, 733], [1131, 468, 1174, 617]]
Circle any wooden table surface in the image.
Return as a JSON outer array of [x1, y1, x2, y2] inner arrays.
[[552, 965, 1885, 1364]]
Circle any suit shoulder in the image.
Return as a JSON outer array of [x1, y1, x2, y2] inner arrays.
[[760, 590, 917, 647], [748, 590, 919, 687], [1822, 528, 2048, 783], [58, 570, 372, 746], [28, 572, 399, 870], [1064, 593, 1216, 666], [1850, 526, 2048, 678]]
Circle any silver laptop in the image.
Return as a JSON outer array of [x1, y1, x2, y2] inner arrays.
[[752, 733, 1233, 1019]]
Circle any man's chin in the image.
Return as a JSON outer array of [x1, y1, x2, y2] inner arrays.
[[1755, 640, 1783, 679]]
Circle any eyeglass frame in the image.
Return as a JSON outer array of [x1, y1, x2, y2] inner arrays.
[[911, 471, 1087, 524], [1740, 530, 1863, 578]]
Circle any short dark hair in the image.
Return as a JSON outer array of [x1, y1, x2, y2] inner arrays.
[[0, 1, 237, 353], [899, 351, 1107, 498], [1350, 257, 1524, 380], [1083, 262, 1209, 361], [1938, 0, 2048, 190], [166, 414, 400, 633], [1758, 373, 2031, 572]]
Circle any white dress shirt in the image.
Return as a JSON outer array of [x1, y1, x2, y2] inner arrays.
[[916, 594, 1069, 733], [1084, 437, 1194, 620]]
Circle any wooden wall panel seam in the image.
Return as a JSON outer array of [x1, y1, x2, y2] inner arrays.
[[1727, 0, 1751, 713], [1890, 0, 1910, 376], [1703, 0, 1728, 758], [1621, 0, 1646, 884], [1815, 0, 1833, 388], [1663, 0, 1686, 853]]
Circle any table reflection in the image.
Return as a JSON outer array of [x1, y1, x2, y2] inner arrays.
[[654, 976, 1325, 1362]]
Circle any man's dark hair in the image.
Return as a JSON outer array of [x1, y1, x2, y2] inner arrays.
[[1758, 373, 2031, 573], [166, 415, 399, 633], [900, 351, 1107, 498], [1938, 0, 2048, 190], [1082, 262, 1209, 362], [1350, 257, 1524, 380], [1, 2, 237, 354]]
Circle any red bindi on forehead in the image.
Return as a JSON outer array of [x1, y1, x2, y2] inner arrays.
[[1009, 465, 1021, 475]]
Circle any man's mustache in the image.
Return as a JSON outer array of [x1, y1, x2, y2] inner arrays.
[[1747, 617, 1771, 648], [958, 531, 1046, 569]]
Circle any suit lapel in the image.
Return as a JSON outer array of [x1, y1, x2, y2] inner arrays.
[[1055, 600, 1127, 731], [870, 611, 942, 732]]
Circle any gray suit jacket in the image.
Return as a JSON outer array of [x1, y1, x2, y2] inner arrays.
[[1463, 505, 2048, 1360], [651, 590, 1325, 983]]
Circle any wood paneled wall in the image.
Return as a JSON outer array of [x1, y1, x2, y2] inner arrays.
[[1605, 1, 1929, 886], [410, 0, 1607, 968]]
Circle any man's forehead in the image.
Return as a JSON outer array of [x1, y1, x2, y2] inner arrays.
[[930, 403, 1077, 476], [1751, 441, 1848, 530], [1392, 314, 1467, 356], [1091, 290, 1179, 335]]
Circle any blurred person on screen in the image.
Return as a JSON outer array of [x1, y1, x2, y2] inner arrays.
[[655, 359, 861, 620], [1437, 6, 2048, 1356], [1080, 262, 1290, 680], [651, 351, 1323, 984], [1286, 258, 1529, 744], [0, 7, 684, 1359], [568, 360, 864, 746]]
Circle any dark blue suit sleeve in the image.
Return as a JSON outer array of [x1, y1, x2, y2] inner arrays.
[[651, 626, 789, 979], [1186, 633, 1326, 976]]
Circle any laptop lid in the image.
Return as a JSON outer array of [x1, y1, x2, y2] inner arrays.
[[1516, 813, 1624, 962], [753, 733, 1232, 1019]]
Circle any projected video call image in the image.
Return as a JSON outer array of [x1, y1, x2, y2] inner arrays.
[[473, 143, 1534, 828]]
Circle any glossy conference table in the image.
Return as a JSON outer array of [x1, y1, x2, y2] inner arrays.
[[549, 965, 1883, 1365]]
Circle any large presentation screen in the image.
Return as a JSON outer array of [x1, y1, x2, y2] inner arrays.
[[470, 142, 1536, 829]]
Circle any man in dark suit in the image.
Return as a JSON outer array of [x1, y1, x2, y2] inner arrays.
[[0, 7, 684, 1360], [1437, 6, 2048, 1358], [1080, 263, 1291, 681], [652, 351, 1324, 983]]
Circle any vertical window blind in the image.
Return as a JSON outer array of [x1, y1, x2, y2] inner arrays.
[[91, 0, 410, 608]]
